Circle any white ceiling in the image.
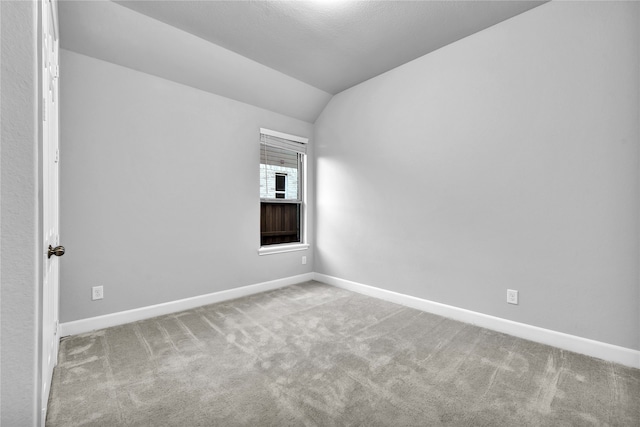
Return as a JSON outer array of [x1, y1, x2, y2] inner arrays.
[[59, 0, 546, 122], [114, 0, 545, 95]]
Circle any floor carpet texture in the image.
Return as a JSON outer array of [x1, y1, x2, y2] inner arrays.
[[47, 281, 640, 426]]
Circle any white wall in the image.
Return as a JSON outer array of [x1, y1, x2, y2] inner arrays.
[[60, 50, 314, 323], [0, 1, 41, 425], [315, 1, 639, 350]]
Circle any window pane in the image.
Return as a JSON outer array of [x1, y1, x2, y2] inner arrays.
[[259, 134, 304, 246], [260, 144, 299, 200], [260, 202, 300, 246], [275, 174, 286, 192]]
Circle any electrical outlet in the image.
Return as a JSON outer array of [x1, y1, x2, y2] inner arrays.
[[302, 256, 307, 265], [507, 289, 518, 305], [92, 286, 104, 301]]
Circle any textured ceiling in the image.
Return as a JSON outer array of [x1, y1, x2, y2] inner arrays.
[[114, 0, 546, 94]]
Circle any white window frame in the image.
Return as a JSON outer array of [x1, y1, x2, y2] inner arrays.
[[258, 128, 309, 255]]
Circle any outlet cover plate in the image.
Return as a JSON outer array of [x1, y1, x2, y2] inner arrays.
[[507, 289, 518, 305], [92, 286, 104, 301]]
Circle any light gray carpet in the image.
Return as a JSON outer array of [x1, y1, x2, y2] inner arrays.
[[47, 281, 639, 426]]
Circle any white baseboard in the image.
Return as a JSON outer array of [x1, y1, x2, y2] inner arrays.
[[314, 273, 640, 369], [59, 273, 314, 337], [59, 271, 639, 369]]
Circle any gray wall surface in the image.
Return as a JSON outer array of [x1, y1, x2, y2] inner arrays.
[[314, 1, 639, 350], [58, 0, 332, 123], [60, 50, 314, 322], [0, 1, 41, 425]]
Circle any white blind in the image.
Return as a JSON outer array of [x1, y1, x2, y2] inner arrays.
[[260, 144, 298, 169], [259, 128, 307, 155]]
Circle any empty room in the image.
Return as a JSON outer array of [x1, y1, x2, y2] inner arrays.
[[1, 0, 639, 425]]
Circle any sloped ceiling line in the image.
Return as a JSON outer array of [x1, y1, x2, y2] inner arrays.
[[59, 0, 545, 123]]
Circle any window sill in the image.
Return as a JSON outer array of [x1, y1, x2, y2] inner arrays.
[[258, 243, 309, 256]]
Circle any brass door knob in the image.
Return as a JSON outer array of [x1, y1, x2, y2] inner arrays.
[[48, 245, 65, 259]]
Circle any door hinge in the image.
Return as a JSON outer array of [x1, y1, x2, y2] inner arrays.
[[54, 320, 58, 336], [55, 149, 59, 163]]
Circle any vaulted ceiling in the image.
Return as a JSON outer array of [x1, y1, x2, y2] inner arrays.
[[59, 0, 546, 122]]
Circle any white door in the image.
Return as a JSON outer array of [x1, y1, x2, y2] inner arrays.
[[41, 0, 61, 424]]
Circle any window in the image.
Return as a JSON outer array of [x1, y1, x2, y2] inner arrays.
[[259, 129, 307, 248], [275, 173, 286, 199]]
